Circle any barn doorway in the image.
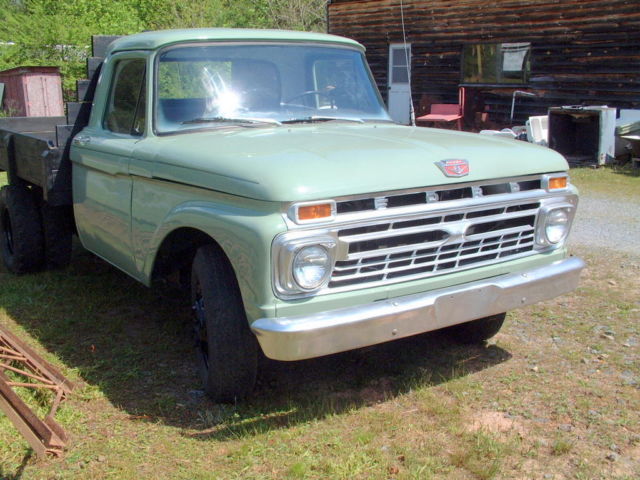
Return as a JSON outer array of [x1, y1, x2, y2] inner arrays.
[[387, 43, 411, 124]]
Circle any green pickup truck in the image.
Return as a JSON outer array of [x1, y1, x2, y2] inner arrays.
[[0, 29, 584, 402]]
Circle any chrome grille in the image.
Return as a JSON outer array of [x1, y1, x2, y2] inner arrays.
[[336, 179, 542, 214], [328, 202, 539, 290]]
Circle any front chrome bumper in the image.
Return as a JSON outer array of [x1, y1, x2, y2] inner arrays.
[[251, 256, 585, 361]]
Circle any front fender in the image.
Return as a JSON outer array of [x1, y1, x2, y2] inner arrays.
[[131, 179, 285, 321]]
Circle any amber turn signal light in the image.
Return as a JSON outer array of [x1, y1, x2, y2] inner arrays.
[[298, 203, 333, 221], [548, 176, 568, 190]]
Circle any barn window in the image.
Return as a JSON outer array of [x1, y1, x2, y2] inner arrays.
[[462, 43, 530, 85]]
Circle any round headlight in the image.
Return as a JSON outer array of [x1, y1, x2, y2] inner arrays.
[[545, 208, 569, 244], [292, 245, 331, 290]]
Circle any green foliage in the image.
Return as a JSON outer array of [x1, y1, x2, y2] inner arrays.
[[158, 61, 231, 99], [0, 0, 144, 94], [139, 0, 270, 30], [262, 0, 327, 31], [0, 0, 327, 101]]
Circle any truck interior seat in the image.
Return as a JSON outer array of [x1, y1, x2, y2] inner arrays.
[[158, 97, 208, 127]]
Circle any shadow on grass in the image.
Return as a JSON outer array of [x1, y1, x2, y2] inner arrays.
[[588, 162, 640, 178], [0, 245, 511, 442], [0, 451, 31, 479], [611, 163, 640, 178], [188, 337, 511, 442], [571, 162, 640, 179]]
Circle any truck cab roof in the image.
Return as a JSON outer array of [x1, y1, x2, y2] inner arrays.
[[107, 28, 364, 54]]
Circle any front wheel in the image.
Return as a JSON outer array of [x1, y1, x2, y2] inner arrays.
[[191, 244, 258, 403], [444, 313, 506, 344]]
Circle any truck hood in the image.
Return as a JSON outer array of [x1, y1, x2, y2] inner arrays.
[[143, 124, 568, 202]]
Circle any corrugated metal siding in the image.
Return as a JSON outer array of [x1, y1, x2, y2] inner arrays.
[[328, 0, 640, 124]]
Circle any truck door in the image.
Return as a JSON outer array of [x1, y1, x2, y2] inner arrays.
[[71, 56, 146, 277]]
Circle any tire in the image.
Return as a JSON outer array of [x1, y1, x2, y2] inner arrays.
[[444, 313, 506, 344], [191, 244, 258, 402], [0, 185, 44, 273], [40, 203, 72, 269]]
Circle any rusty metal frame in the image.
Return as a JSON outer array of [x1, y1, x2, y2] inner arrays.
[[0, 324, 73, 456]]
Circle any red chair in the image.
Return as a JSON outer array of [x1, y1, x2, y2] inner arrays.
[[417, 87, 465, 130]]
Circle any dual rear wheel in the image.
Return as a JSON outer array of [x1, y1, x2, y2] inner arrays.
[[0, 185, 72, 273]]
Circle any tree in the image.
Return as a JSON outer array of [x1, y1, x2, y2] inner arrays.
[[0, 0, 328, 100], [262, 0, 327, 32], [0, 0, 144, 93]]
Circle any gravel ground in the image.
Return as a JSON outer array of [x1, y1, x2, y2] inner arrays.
[[570, 190, 640, 255]]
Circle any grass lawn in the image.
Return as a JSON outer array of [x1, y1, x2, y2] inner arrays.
[[0, 167, 638, 479], [570, 163, 640, 198]]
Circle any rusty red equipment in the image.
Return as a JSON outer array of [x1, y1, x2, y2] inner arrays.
[[0, 323, 73, 456]]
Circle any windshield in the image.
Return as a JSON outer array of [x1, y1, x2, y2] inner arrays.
[[154, 43, 391, 133]]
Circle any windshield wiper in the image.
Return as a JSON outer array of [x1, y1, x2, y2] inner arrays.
[[282, 116, 364, 124], [182, 116, 282, 126]]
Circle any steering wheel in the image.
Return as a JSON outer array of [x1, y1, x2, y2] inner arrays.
[[283, 90, 335, 105]]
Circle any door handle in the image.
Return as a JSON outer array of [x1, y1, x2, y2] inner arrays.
[[73, 134, 91, 146]]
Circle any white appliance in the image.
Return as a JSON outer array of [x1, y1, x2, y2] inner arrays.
[[548, 106, 616, 166]]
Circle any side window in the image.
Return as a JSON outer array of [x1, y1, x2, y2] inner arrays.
[[462, 43, 531, 85], [104, 59, 146, 135]]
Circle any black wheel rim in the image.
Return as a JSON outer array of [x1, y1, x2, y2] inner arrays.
[[192, 279, 209, 373], [1, 209, 14, 256]]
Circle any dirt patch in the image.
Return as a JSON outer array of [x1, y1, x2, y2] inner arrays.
[[468, 410, 527, 436], [611, 444, 640, 477]]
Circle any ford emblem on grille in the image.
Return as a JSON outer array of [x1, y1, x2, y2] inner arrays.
[[435, 159, 470, 177]]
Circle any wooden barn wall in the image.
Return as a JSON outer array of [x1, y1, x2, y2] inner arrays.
[[328, 0, 640, 124]]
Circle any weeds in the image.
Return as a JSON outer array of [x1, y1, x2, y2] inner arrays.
[[551, 435, 574, 456], [451, 431, 507, 480]]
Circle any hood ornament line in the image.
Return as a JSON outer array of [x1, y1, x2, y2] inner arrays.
[[435, 158, 470, 178]]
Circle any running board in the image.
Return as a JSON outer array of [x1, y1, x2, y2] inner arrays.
[[0, 324, 74, 456]]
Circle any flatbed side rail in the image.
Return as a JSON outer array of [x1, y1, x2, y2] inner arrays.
[[0, 323, 73, 457]]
